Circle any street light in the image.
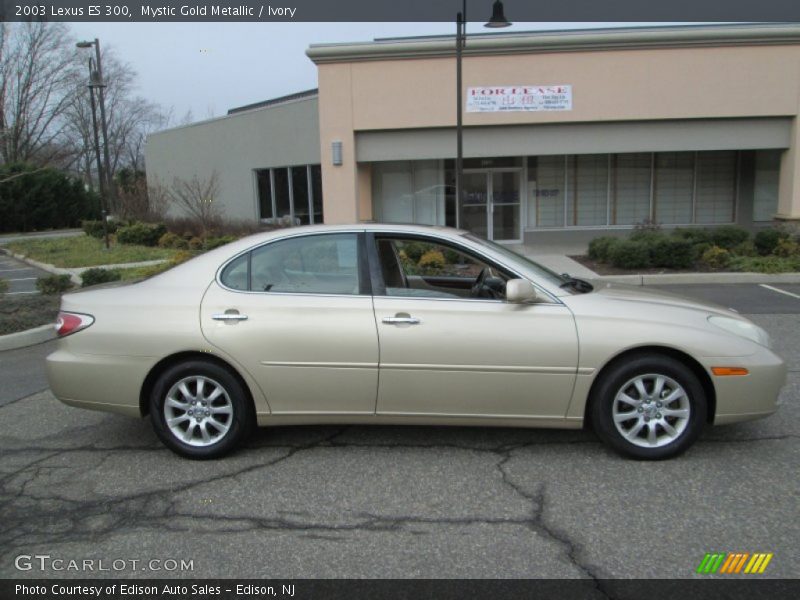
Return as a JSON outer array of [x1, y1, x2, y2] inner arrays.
[[455, 0, 511, 231], [83, 56, 109, 249], [77, 39, 113, 249]]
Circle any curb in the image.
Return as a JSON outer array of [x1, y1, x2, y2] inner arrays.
[[0, 324, 56, 352], [596, 272, 800, 285], [0, 247, 167, 286], [0, 247, 81, 285]]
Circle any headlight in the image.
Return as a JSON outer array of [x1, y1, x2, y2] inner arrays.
[[708, 316, 771, 348]]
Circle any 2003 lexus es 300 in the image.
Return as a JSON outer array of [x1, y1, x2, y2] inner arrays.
[[46, 224, 787, 460]]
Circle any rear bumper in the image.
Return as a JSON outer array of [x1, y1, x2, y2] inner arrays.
[[46, 349, 155, 417]]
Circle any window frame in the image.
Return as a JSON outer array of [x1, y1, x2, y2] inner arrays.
[[366, 232, 523, 303], [217, 231, 371, 297]]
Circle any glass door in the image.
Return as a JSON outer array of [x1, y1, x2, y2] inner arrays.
[[460, 169, 522, 242], [491, 171, 522, 243], [461, 172, 489, 239]]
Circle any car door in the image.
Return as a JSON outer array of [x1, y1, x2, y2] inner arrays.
[[370, 233, 578, 419], [200, 231, 379, 414]]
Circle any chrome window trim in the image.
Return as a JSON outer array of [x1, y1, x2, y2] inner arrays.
[[215, 228, 564, 305]]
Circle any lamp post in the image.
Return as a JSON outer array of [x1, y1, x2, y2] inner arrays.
[[77, 39, 113, 248], [84, 57, 109, 249], [455, 0, 510, 231]]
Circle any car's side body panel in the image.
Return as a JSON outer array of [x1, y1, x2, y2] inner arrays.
[[373, 297, 579, 418], [200, 285, 380, 414]]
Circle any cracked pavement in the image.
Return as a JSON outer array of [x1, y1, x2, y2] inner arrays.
[[0, 309, 798, 581]]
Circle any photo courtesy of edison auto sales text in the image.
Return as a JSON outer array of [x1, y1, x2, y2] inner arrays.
[[14, 584, 296, 597]]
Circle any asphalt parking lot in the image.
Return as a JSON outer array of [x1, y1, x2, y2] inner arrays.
[[0, 254, 50, 295], [0, 283, 797, 581]]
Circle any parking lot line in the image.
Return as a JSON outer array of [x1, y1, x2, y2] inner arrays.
[[759, 284, 800, 300], [5, 290, 38, 295], [7, 277, 37, 281], [0, 268, 30, 273]]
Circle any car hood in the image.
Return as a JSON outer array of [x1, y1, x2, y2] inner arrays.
[[581, 280, 740, 318]]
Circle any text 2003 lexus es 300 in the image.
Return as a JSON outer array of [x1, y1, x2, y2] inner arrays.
[[47, 224, 787, 460]]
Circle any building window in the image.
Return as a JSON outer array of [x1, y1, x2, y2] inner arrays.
[[528, 156, 565, 228], [567, 154, 609, 226], [255, 165, 323, 225], [695, 151, 737, 224], [654, 152, 694, 224], [371, 160, 446, 226], [753, 150, 781, 222], [291, 166, 310, 225], [310, 165, 323, 224], [256, 170, 273, 220], [611, 153, 651, 225]]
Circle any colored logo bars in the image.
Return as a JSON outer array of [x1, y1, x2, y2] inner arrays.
[[696, 552, 773, 574]]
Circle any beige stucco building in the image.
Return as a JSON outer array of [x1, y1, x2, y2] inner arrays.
[[146, 23, 800, 246]]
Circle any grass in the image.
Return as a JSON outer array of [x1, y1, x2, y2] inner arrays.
[[5, 235, 178, 268], [729, 255, 800, 273], [0, 294, 60, 335]]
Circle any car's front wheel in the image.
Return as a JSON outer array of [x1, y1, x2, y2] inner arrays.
[[591, 354, 707, 459], [150, 360, 253, 459]]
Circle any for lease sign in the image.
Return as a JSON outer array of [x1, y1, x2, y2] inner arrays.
[[466, 85, 572, 112]]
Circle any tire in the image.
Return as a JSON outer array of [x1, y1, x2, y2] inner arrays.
[[590, 353, 707, 460], [150, 360, 254, 459]]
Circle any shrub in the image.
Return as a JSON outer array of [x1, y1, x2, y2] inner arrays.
[[650, 238, 695, 269], [205, 235, 237, 250], [0, 278, 8, 294], [116, 222, 167, 247], [36, 274, 73, 295], [80, 268, 122, 288], [0, 163, 99, 233], [700, 245, 731, 270], [587, 236, 620, 262], [82, 220, 118, 239], [709, 225, 749, 250], [692, 242, 712, 261], [774, 238, 800, 258], [628, 230, 664, 244], [754, 228, 789, 256], [732, 240, 758, 257], [418, 249, 446, 270], [608, 240, 652, 269], [187, 236, 205, 251], [671, 228, 713, 245], [158, 232, 189, 249]]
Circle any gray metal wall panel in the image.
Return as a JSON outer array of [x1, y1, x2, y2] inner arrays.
[[355, 118, 791, 162], [145, 97, 320, 221]]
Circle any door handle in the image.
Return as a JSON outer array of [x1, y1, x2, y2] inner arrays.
[[212, 313, 248, 321], [382, 316, 421, 325]]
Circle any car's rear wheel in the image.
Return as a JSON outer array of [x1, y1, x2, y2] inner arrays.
[[590, 354, 707, 459], [150, 360, 253, 459]]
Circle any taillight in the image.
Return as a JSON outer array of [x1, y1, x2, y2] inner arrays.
[[55, 312, 94, 337]]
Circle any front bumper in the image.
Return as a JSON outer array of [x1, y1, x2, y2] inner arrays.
[[704, 346, 788, 425]]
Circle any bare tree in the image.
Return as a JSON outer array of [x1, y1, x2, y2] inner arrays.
[[63, 47, 169, 198], [0, 22, 80, 166], [167, 172, 221, 236], [114, 169, 170, 222]]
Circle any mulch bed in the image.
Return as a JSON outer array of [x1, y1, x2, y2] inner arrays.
[[0, 295, 60, 336], [570, 255, 718, 276]]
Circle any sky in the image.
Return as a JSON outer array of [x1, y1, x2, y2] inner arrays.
[[67, 22, 691, 124]]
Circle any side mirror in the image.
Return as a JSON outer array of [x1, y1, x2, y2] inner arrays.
[[506, 279, 537, 304]]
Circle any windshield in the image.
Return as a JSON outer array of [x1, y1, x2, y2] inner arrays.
[[464, 233, 569, 289]]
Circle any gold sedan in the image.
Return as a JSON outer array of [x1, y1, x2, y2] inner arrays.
[[46, 225, 787, 459]]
